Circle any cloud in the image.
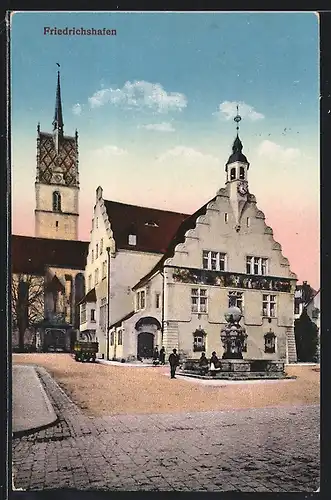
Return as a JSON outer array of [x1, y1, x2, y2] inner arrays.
[[257, 140, 301, 163], [88, 80, 187, 113], [157, 146, 220, 164], [92, 145, 128, 157], [72, 103, 82, 116], [139, 122, 175, 132], [216, 101, 264, 121]]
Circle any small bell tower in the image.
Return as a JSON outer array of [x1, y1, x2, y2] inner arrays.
[[225, 105, 250, 231]]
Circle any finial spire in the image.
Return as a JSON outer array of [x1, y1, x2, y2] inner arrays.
[[234, 104, 241, 134], [53, 65, 64, 136]]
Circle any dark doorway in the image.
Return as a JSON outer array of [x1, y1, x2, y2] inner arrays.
[[137, 332, 154, 359], [46, 329, 66, 352]]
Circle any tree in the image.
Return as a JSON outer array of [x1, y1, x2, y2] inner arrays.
[[294, 308, 319, 362], [12, 273, 44, 351]]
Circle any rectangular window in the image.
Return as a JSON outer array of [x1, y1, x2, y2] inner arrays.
[[117, 330, 123, 346], [224, 213, 228, 223], [102, 261, 107, 279], [246, 217, 250, 227], [262, 294, 277, 317], [96, 243, 99, 259], [140, 290, 145, 309], [136, 290, 146, 310], [80, 303, 87, 324], [91, 249, 94, 264], [246, 256, 268, 275], [100, 238, 104, 255], [100, 297, 107, 332], [88, 275, 92, 291], [110, 331, 114, 346], [193, 335, 205, 351], [191, 288, 208, 313], [211, 252, 218, 271], [228, 291, 243, 311], [156, 293, 160, 309], [128, 234, 137, 246], [91, 309, 96, 322], [202, 251, 227, 271], [265, 334, 276, 353], [95, 268, 99, 285], [96, 217, 99, 228]]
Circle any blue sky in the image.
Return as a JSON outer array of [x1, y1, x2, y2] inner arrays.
[[11, 11, 319, 287]]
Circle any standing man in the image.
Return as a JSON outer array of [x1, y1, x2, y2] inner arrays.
[[159, 346, 166, 365], [168, 348, 180, 379]]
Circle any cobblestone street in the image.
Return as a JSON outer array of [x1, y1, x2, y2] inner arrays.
[[12, 366, 320, 492]]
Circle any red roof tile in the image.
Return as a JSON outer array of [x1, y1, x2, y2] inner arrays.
[[132, 197, 216, 290], [104, 200, 189, 254], [12, 235, 89, 275]]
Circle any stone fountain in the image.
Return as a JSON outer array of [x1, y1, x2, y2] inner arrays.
[[180, 307, 288, 380]]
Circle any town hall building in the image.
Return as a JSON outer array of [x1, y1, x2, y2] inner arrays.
[[79, 112, 298, 363]]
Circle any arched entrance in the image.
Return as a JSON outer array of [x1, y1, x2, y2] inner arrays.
[[135, 316, 162, 359], [45, 328, 66, 351], [137, 332, 154, 359]]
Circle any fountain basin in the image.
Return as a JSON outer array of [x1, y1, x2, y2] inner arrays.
[[181, 358, 289, 380]]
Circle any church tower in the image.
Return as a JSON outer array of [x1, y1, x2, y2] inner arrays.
[[35, 70, 79, 240], [225, 107, 250, 232]]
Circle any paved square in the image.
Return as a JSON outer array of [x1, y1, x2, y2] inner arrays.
[[12, 366, 320, 492]]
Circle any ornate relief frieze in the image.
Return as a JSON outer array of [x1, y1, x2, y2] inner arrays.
[[172, 266, 294, 292]]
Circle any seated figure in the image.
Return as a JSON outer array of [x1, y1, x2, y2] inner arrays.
[[198, 351, 209, 375], [210, 351, 221, 376]]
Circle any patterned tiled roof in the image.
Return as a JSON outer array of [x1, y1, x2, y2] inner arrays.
[[36, 132, 78, 186]]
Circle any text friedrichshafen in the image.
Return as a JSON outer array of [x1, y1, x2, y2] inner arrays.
[[44, 27, 117, 36]]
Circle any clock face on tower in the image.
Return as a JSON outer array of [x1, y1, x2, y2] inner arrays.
[[237, 182, 248, 196]]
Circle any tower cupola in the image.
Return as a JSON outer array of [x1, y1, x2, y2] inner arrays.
[[225, 106, 250, 184]]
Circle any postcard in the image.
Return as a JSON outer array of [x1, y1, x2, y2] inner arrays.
[[10, 10, 320, 494]]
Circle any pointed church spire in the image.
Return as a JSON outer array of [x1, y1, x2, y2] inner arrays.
[[53, 68, 64, 136]]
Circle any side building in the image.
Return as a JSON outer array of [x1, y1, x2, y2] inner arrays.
[[12, 235, 88, 351], [77, 186, 188, 359]]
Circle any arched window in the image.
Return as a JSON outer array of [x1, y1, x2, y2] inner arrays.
[[230, 167, 236, 181], [239, 167, 245, 180], [53, 191, 61, 212]]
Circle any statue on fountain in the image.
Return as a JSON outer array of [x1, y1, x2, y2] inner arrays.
[[220, 306, 248, 359]]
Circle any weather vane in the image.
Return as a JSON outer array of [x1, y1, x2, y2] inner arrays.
[[234, 104, 241, 133]]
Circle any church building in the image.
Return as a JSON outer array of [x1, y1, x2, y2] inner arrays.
[[12, 71, 88, 351], [79, 111, 298, 363]]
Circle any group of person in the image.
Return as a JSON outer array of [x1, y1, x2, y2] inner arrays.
[[153, 346, 181, 379], [152, 346, 166, 365], [153, 347, 221, 379], [198, 351, 221, 376]]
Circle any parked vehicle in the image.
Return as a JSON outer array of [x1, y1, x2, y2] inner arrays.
[[73, 341, 99, 362]]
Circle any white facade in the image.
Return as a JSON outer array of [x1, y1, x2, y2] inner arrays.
[[82, 187, 166, 358], [116, 134, 298, 362]]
